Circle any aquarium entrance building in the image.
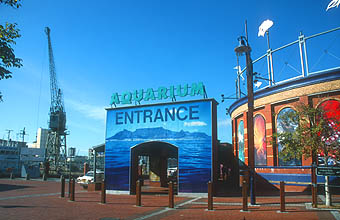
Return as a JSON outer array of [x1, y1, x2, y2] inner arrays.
[[105, 99, 218, 194]]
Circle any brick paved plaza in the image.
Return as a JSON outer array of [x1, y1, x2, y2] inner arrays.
[[0, 178, 339, 220]]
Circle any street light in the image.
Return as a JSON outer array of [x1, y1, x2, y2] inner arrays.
[[235, 36, 256, 205]]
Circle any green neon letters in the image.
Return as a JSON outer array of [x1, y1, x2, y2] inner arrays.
[[110, 82, 205, 105]]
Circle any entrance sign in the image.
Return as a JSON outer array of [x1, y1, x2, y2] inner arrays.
[[317, 166, 340, 176], [110, 82, 207, 106], [105, 99, 217, 193]]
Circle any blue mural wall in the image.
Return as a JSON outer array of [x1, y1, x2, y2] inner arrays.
[[105, 100, 214, 193]]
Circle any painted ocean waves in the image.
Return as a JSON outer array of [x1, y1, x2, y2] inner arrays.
[[105, 135, 212, 192]]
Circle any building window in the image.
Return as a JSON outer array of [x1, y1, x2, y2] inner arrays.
[[318, 99, 340, 165], [254, 114, 267, 166], [277, 107, 301, 166], [238, 120, 245, 164]]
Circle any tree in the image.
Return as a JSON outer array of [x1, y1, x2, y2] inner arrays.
[[274, 103, 340, 207], [0, 0, 23, 101]]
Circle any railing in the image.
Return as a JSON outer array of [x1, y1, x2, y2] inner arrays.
[[236, 26, 340, 99]]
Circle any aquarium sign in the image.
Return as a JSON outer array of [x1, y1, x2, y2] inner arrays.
[[110, 82, 206, 106]]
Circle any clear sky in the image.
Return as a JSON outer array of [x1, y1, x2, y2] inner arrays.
[[1, 0, 339, 156]]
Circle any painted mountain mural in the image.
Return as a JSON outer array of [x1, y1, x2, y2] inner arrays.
[[107, 127, 211, 141]]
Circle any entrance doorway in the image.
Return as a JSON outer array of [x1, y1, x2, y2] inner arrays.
[[130, 141, 178, 194]]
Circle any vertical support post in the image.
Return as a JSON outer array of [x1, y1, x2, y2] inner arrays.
[[280, 181, 285, 212], [245, 49, 256, 205], [10, 172, 14, 179], [101, 179, 106, 204], [68, 176, 71, 198], [208, 181, 213, 210], [83, 162, 89, 175], [269, 51, 274, 84], [136, 180, 141, 206], [312, 164, 317, 208], [93, 149, 97, 183], [298, 33, 306, 77], [242, 180, 248, 211], [26, 173, 30, 180], [169, 181, 174, 208], [61, 175, 65, 198], [70, 179, 75, 201]]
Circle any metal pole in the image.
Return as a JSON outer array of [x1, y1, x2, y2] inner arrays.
[[208, 181, 213, 210], [242, 180, 248, 211], [101, 179, 106, 204], [280, 181, 285, 212], [245, 49, 256, 205], [70, 178, 75, 201], [298, 33, 306, 77], [69, 156, 71, 183], [93, 150, 97, 183], [266, 31, 270, 49], [236, 56, 241, 98], [68, 176, 71, 198], [61, 175, 65, 198], [312, 163, 318, 208], [169, 181, 174, 208], [269, 51, 274, 84], [136, 180, 141, 206], [303, 37, 309, 75]]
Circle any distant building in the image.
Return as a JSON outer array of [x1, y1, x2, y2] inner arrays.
[[30, 128, 48, 149], [21, 128, 48, 166], [0, 139, 25, 176]]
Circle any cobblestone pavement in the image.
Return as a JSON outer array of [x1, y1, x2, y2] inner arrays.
[[0, 179, 339, 220]]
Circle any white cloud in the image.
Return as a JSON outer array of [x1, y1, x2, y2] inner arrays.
[[218, 119, 231, 127], [65, 99, 106, 121], [184, 121, 207, 127]]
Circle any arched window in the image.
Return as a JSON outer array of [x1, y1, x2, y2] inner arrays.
[[238, 120, 245, 163], [277, 107, 301, 166], [318, 100, 340, 165], [254, 115, 267, 166], [319, 99, 340, 129]]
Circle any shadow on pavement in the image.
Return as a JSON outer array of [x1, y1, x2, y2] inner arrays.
[[0, 183, 31, 192], [1, 205, 34, 208]]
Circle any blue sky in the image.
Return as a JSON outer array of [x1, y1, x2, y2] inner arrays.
[[1, 1, 339, 155]]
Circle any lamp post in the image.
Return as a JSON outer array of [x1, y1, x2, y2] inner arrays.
[[235, 36, 256, 205]]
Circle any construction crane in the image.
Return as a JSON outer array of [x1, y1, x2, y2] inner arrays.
[[44, 27, 67, 174]]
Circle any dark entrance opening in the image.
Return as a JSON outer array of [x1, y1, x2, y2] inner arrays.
[[130, 141, 178, 194]]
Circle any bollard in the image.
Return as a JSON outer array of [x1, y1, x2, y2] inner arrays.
[[311, 164, 317, 208], [169, 181, 174, 208], [242, 180, 248, 211], [280, 181, 285, 212], [26, 174, 30, 180], [61, 176, 65, 198], [136, 180, 141, 206], [208, 181, 213, 210], [101, 179, 106, 204], [70, 178, 75, 201], [68, 177, 72, 198], [42, 173, 47, 181], [10, 172, 14, 179], [312, 184, 317, 208]]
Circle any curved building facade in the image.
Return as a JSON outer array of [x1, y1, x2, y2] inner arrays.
[[229, 68, 340, 191]]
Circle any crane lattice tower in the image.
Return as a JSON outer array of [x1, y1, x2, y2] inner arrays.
[[45, 27, 67, 172]]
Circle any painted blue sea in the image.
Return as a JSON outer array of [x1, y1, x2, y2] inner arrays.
[[105, 138, 212, 193]]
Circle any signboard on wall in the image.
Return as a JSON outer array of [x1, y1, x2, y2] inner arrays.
[[105, 99, 217, 193]]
